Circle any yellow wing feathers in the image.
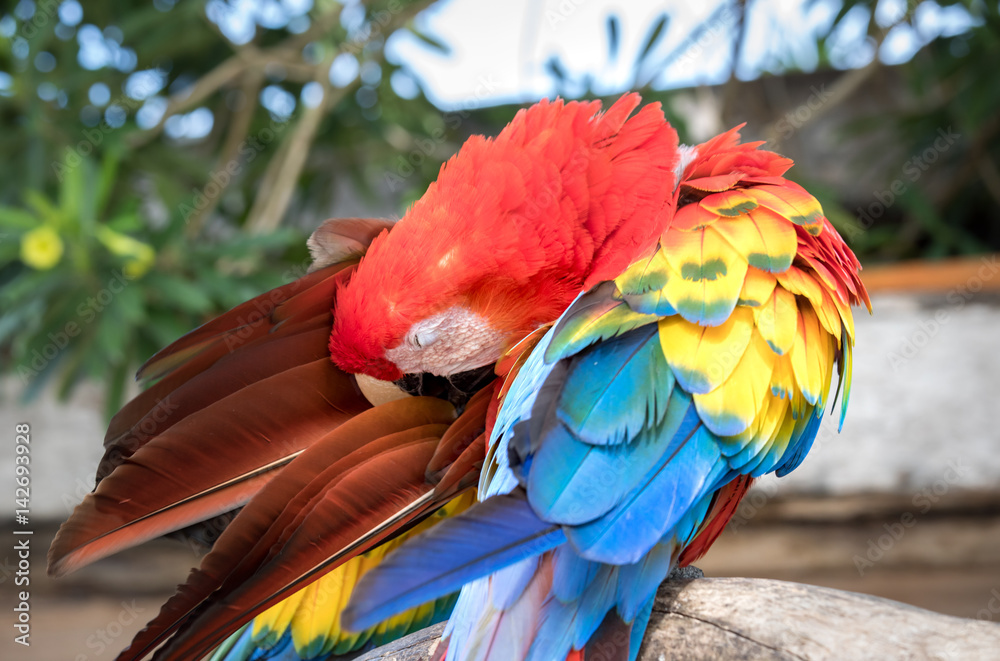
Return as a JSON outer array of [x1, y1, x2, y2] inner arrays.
[[603, 173, 864, 470], [242, 491, 476, 658]]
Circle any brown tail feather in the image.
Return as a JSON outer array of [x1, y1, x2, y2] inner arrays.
[[98, 325, 332, 481], [133, 262, 346, 385], [48, 358, 370, 577], [134, 436, 463, 660], [120, 398, 457, 661]]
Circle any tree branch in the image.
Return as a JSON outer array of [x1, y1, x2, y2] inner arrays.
[[184, 69, 264, 237], [128, 4, 346, 148], [243, 0, 438, 233], [354, 574, 1000, 660], [244, 57, 336, 235]]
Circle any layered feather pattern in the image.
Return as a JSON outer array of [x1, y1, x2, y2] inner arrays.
[[49, 219, 490, 661], [345, 119, 869, 661], [51, 97, 869, 661]]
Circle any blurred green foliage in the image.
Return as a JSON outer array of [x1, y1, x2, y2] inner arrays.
[[818, 0, 1000, 260]]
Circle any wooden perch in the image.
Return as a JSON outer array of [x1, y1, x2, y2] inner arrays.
[[355, 568, 1000, 660]]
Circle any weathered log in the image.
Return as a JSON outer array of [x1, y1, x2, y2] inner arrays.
[[355, 569, 1000, 660]]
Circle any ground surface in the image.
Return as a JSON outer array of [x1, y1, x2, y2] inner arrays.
[[3, 490, 998, 659]]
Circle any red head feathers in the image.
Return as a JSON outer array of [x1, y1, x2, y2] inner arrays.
[[329, 93, 679, 381]]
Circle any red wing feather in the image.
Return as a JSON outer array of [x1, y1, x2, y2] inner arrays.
[[48, 358, 370, 577], [426, 382, 494, 478], [120, 398, 457, 661], [105, 263, 351, 447], [98, 325, 332, 480], [141, 438, 458, 661], [134, 262, 346, 385], [433, 432, 486, 495], [678, 475, 754, 567]]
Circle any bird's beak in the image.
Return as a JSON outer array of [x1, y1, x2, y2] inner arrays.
[[355, 372, 412, 406]]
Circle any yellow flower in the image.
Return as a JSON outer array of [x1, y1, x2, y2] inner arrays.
[[123, 245, 155, 279], [97, 226, 156, 279], [20, 226, 64, 270]]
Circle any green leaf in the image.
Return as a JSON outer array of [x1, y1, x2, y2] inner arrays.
[[0, 206, 39, 229], [145, 310, 193, 350], [95, 301, 128, 365], [104, 358, 131, 421], [410, 28, 451, 55], [96, 151, 122, 217], [114, 281, 147, 326], [58, 155, 86, 218], [144, 272, 215, 314], [23, 191, 61, 225], [0, 298, 43, 346], [638, 14, 669, 65], [607, 14, 620, 60]]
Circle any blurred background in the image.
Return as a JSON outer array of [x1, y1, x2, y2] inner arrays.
[[0, 0, 998, 658]]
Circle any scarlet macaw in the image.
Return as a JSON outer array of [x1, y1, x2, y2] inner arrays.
[[48, 93, 869, 661]]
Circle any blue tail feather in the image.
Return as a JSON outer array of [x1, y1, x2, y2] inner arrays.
[[564, 406, 725, 564], [343, 492, 565, 632], [615, 542, 673, 622], [627, 596, 655, 661]]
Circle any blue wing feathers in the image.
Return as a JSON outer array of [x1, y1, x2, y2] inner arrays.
[[341, 492, 565, 632], [490, 555, 541, 610], [572, 564, 619, 649], [774, 409, 823, 477], [345, 270, 843, 660], [627, 597, 655, 661], [563, 400, 725, 564], [551, 544, 599, 603], [556, 324, 673, 446], [525, 593, 576, 661], [615, 542, 673, 622], [524, 417, 669, 526]]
